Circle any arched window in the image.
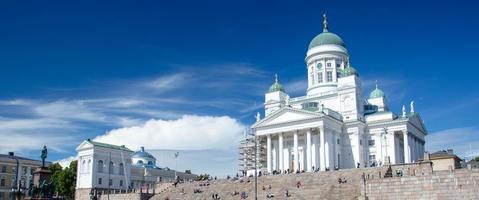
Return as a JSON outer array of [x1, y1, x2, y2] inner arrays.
[[87, 159, 91, 172], [147, 161, 153, 166], [109, 161, 114, 174], [82, 160, 86, 173], [119, 163, 124, 175], [97, 160, 104, 173], [137, 160, 144, 165]]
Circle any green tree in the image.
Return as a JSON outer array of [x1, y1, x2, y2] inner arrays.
[[49, 163, 63, 175], [196, 173, 210, 181], [50, 160, 77, 200], [475, 156, 479, 161], [185, 169, 192, 174]]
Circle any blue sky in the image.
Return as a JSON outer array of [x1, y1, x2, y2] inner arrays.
[[0, 0, 478, 176]]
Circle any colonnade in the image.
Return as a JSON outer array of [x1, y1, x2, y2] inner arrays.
[[263, 127, 339, 173]]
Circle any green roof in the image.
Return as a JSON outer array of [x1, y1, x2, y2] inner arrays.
[[308, 14, 345, 49], [340, 66, 358, 77], [369, 88, 385, 99], [87, 139, 133, 152], [268, 74, 285, 93], [309, 32, 345, 49]]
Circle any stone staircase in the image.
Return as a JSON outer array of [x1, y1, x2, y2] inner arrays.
[[150, 168, 381, 200]]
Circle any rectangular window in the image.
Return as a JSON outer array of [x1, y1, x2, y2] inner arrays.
[[369, 155, 376, 161], [0, 178, 5, 186], [120, 180, 123, 187], [327, 71, 333, 82], [359, 139, 362, 146], [318, 72, 323, 83], [337, 72, 341, 79], [337, 139, 340, 144], [1, 166, 6, 173], [98, 178, 102, 185], [336, 63, 341, 68], [109, 179, 113, 186], [327, 63, 331, 67], [368, 140, 375, 146]]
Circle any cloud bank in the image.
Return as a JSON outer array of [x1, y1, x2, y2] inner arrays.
[[426, 127, 479, 159], [94, 115, 246, 151]]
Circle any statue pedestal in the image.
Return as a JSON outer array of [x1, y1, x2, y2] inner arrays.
[[25, 167, 53, 200], [33, 167, 52, 185]]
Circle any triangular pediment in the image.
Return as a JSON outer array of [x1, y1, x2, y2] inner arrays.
[[408, 114, 428, 134], [75, 140, 94, 151], [253, 107, 323, 128]]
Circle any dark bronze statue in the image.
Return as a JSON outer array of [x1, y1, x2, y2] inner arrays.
[[41, 145, 48, 168]]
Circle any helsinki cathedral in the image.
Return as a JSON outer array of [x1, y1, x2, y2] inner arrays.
[[247, 15, 427, 174]]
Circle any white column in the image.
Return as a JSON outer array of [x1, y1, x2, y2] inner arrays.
[[325, 131, 330, 169], [311, 132, 317, 169], [267, 134, 272, 173], [331, 60, 338, 83], [412, 137, 417, 161], [278, 133, 283, 171], [319, 127, 325, 171], [293, 131, 299, 172], [403, 132, 410, 163], [306, 129, 312, 172], [26, 166, 31, 189]]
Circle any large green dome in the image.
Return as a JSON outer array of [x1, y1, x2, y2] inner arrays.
[[308, 32, 345, 49], [308, 14, 345, 49], [268, 74, 285, 93]]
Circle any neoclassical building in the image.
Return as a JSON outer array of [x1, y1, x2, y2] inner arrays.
[[249, 15, 427, 174], [75, 139, 196, 200]]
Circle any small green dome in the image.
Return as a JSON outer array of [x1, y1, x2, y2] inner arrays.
[[308, 32, 346, 49], [268, 74, 285, 93], [369, 88, 385, 99], [340, 66, 358, 77]]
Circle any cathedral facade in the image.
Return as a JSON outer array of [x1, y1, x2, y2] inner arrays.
[[249, 15, 427, 174]]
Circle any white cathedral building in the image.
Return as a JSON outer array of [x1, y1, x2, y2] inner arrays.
[[248, 15, 427, 174]]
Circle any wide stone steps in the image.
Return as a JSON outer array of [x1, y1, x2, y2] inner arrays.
[[151, 168, 371, 200]]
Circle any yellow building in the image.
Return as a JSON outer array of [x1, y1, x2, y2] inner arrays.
[[429, 150, 462, 171], [0, 152, 45, 200]]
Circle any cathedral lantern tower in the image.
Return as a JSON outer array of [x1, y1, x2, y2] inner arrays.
[[305, 14, 349, 97], [264, 74, 288, 117]]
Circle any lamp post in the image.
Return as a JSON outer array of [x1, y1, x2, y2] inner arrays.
[[108, 152, 111, 200], [8, 153, 20, 200]]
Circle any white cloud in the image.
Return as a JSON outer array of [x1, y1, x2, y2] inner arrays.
[[0, 99, 34, 106], [426, 127, 479, 159], [35, 100, 106, 122], [94, 115, 246, 151], [145, 73, 191, 90], [0, 117, 72, 131], [0, 132, 75, 153], [54, 156, 77, 169]]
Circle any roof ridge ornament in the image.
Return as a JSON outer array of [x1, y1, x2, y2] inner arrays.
[[323, 13, 328, 32], [275, 73, 278, 83], [375, 80, 379, 89]]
